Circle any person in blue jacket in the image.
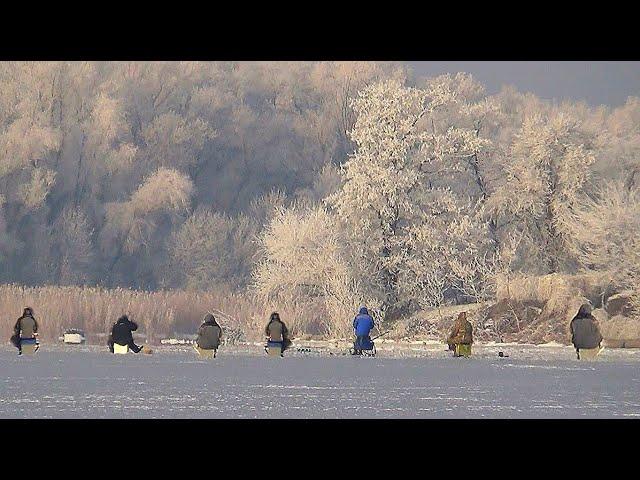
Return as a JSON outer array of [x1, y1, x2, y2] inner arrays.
[[352, 306, 375, 355]]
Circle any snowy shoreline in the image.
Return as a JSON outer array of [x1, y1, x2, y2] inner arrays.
[[4, 338, 640, 362]]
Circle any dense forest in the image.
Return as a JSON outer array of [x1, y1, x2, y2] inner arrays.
[[1, 62, 638, 341]]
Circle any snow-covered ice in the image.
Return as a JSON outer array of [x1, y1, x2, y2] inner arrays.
[[2, 342, 640, 418]]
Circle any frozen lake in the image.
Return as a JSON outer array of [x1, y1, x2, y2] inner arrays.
[[2, 343, 640, 418]]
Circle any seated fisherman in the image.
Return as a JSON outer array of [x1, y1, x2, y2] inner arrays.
[[570, 303, 603, 360], [352, 306, 375, 355], [447, 311, 473, 357], [265, 312, 291, 356], [11, 307, 39, 355], [196, 313, 223, 356], [108, 315, 144, 353]]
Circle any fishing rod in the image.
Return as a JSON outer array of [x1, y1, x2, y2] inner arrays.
[[371, 330, 391, 341], [294, 330, 392, 356]]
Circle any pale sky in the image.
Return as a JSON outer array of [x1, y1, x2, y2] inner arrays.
[[406, 61, 640, 107]]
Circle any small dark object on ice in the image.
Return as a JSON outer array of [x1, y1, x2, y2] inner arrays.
[[498, 351, 509, 358]]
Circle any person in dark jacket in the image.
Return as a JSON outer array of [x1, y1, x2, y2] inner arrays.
[[108, 315, 143, 353], [11, 307, 39, 355], [570, 303, 603, 360], [352, 306, 375, 355], [265, 312, 291, 356], [196, 313, 223, 356]]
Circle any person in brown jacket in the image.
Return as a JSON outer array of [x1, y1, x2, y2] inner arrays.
[[10, 307, 39, 355], [447, 311, 473, 357], [570, 303, 603, 360], [265, 312, 291, 356]]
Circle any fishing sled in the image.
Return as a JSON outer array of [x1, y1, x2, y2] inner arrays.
[[63, 328, 86, 344], [113, 343, 152, 354], [264, 338, 292, 357], [265, 340, 283, 357], [20, 337, 39, 355], [453, 344, 472, 358], [577, 346, 603, 360], [350, 337, 376, 357], [194, 344, 217, 359]]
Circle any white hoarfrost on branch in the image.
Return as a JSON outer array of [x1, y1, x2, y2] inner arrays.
[[253, 205, 373, 337], [20, 167, 57, 209], [489, 112, 596, 274], [571, 182, 640, 314], [104, 168, 194, 254], [328, 78, 498, 318]]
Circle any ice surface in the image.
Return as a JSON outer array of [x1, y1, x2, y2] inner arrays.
[[2, 343, 640, 418]]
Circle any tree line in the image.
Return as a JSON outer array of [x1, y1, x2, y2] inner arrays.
[[1, 62, 638, 338]]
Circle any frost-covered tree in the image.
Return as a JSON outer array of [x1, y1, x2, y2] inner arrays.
[[328, 80, 432, 317], [253, 205, 373, 337], [101, 168, 194, 285], [401, 192, 497, 309], [571, 181, 640, 312], [0, 61, 408, 289], [489, 112, 597, 274], [19, 168, 57, 210], [0, 61, 637, 309], [601, 97, 640, 190], [169, 208, 257, 291], [52, 208, 96, 285], [419, 73, 500, 247], [420, 73, 497, 194], [328, 79, 496, 318]]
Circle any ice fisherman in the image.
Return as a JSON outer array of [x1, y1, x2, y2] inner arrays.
[[265, 312, 291, 356], [10, 307, 39, 355], [352, 306, 375, 355], [447, 311, 473, 357], [195, 313, 223, 356], [108, 315, 144, 353], [570, 303, 603, 360]]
